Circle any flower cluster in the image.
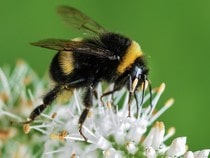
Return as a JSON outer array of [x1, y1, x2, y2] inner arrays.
[[0, 61, 209, 158]]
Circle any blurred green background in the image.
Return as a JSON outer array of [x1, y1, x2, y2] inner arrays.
[[1, 0, 209, 150]]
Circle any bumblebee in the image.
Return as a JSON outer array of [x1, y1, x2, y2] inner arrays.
[[23, 6, 152, 140]]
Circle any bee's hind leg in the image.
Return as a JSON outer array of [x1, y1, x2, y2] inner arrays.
[[78, 86, 95, 141], [25, 85, 63, 124]]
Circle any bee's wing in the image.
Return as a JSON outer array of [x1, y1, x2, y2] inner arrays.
[[31, 39, 117, 59], [57, 6, 107, 35], [31, 39, 72, 51]]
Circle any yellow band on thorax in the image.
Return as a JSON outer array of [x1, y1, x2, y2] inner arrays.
[[117, 41, 142, 74]]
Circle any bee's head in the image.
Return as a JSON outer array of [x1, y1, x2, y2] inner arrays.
[[131, 64, 149, 89], [130, 59, 152, 106]]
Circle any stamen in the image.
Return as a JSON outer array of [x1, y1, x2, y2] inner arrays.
[[73, 90, 81, 113], [51, 112, 57, 119], [107, 101, 112, 109], [23, 124, 31, 134], [82, 125, 96, 138], [45, 149, 65, 155], [149, 98, 174, 125], [0, 69, 10, 95], [50, 130, 68, 141], [65, 135, 94, 144], [146, 83, 166, 117], [163, 127, 176, 142], [70, 153, 77, 158]]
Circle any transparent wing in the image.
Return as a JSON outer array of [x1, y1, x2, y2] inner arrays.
[[57, 6, 107, 35], [31, 39, 116, 59]]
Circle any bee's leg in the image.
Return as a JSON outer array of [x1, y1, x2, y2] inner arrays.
[[100, 77, 127, 110], [78, 86, 94, 141], [100, 89, 116, 105], [127, 75, 133, 117], [134, 92, 139, 117], [25, 85, 63, 123], [100, 88, 120, 110], [93, 89, 98, 99]]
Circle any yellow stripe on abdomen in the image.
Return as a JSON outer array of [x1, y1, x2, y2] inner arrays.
[[59, 51, 74, 75], [117, 41, 143, 74]]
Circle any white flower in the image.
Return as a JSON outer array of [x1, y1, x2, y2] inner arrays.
[[0, 61, 209, 158], [194, 149, 210, 158], [166, 137, 187, 157], [29, 81, 176, 157], [145, 147, 156, 158], [184, 151, 194, 158], [184, 149, 210, 158], [143, 121, 165, 150]]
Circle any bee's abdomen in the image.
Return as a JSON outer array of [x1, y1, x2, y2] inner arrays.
[[50, 51, 74, 83]]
